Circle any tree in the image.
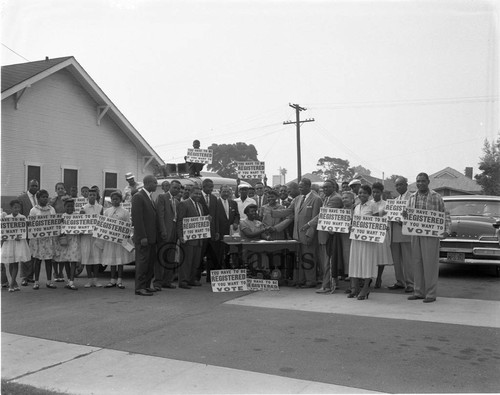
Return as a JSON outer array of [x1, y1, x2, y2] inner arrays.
[[312, 156, 355, 181], [388, 174, 403, 183], [280, 167, 287, 183], [351, 165, 371, 176], [207, 142, 259, 179], [475, 136, 500, 196]]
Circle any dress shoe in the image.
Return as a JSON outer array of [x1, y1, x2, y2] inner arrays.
[[153, 286, 162, 292], [179, 283, 192, 289], [407, 295, 424, 300], [162, 284, 177, 289], [388, 283, 405, 290], [423, 297, 436, 303], [188, 281, 202, 286], [21, 279, 28, 286], [404, 287, 414, 293], [135, 289, 153, 296], [315, 288, 332, 294], [145, 287, 157, 293]]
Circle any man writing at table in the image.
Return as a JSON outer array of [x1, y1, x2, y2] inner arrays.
[[216, 185, 240, 269]]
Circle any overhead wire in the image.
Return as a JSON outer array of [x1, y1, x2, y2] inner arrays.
[[1, 43, 30, 62]]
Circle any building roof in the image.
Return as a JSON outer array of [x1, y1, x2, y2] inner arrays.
[[287, 173, 324, 185], [354, 173, 396, 193], [2, 56, 164, 166], [408, 167, 482, 194]]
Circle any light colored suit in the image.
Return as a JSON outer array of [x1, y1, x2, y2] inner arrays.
[[390, 190, 413, 288], [309, 193, 343, 289]]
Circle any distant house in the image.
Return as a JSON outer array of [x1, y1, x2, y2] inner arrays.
[[1, 56, 164, 207], [408, 167, 482, 196]]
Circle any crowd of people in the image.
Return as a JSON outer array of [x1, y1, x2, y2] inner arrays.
[[1, 171, 450, 303]]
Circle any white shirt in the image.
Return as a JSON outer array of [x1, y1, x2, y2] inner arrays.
[[234, 197, 256, 220]]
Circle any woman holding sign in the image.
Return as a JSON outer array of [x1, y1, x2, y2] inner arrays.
[[102, 191, 133, 289], [80, 188, 103, 288], [54, 198, 81, 290], [29, 189, 57, 290], [348, 185, 379, 300], [50, 182, 70, 282], [372, 183, 393, 289], [1, 200, 31, 291]]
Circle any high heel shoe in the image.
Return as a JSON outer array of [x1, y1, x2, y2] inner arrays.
[[357, 291, 370, 300], [347, 290, 359, 298]]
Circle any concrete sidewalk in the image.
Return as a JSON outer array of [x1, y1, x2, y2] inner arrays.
[[226, 288, 500, 328], [2, 333, 380, 394]]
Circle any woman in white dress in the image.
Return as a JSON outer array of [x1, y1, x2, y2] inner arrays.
[[29, 189, 57, 290], [348, 185, 379, 300], [1, 200, 31, 291], [80, 188, 103, 288], [102, 191, 133, 289]]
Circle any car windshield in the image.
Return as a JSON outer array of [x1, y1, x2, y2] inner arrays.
[[445, 200, 500, 217]]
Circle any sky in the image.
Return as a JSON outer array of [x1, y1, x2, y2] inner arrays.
[[2, 0, 499, 184]]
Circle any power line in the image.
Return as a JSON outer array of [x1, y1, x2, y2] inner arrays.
[[1, 43, 30, 62], [306, 96, 499, 110]]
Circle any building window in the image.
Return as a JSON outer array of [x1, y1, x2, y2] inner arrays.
[[63, 168, 78, 191], [104, 172, 118, 190], [27, 165, 41, 190]]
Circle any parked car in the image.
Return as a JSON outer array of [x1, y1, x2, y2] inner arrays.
[[439, 195, 500, 276]]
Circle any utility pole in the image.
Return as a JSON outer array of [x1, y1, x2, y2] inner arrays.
[[283, 103, 314, 182]]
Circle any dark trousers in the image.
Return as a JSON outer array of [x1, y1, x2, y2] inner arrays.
[[20, 259, 34, 281], [197, 239, 219, 282], [134, 243, 157, 291], [154, 240, 175, 288], [179, 241, 202, 285]]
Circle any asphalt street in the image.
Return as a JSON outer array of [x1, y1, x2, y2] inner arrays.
[[2, 263, 499, 393]]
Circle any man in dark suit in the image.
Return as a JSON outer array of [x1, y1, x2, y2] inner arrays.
[[177, 185, 205, 289], [198, 178, 219, 283], [156, 179, 182, 289], [132, 175, 159, 296], [18, 179, 39, 286], [216, 185, 240, 268]]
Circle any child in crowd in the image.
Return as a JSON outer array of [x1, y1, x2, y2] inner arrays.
[[80, 186, 90, 199], [1, 200, 31, 291], [102, 191, 133, 289], [54, 198, 81, 290], [80, 188, 103, 287], [29, 189, 56, 289], [51, 182, 68, 282]]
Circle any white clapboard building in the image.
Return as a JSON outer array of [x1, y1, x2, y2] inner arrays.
[[1, 56, 164, 207]]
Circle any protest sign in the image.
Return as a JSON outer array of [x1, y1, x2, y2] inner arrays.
[[61, 214, 98, 235], [211, 269, 248, 292], [317, 207, 352, 233], [92, 215, 132, 245], [27, 215, 63, 238], [247, 278, 279, 291], [73, 197, 88, 212], [402, 208, 445, 238], [186, 148, 213, 164], [1, 216, 27, 241], [236, 161, 266, 179], [182, 216, 211, 240], [349, 215, 387, 243], [385, 199, 407, 222]]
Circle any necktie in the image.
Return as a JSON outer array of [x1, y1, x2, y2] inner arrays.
[[195, 202, 202, 216], [299, 195, 305, 209], [206, 194, 210, 207], [171, 196, 177, 221], [150, 193, 155, 208], [258, 196, 261, 208], [223, 198, 229, 219]]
